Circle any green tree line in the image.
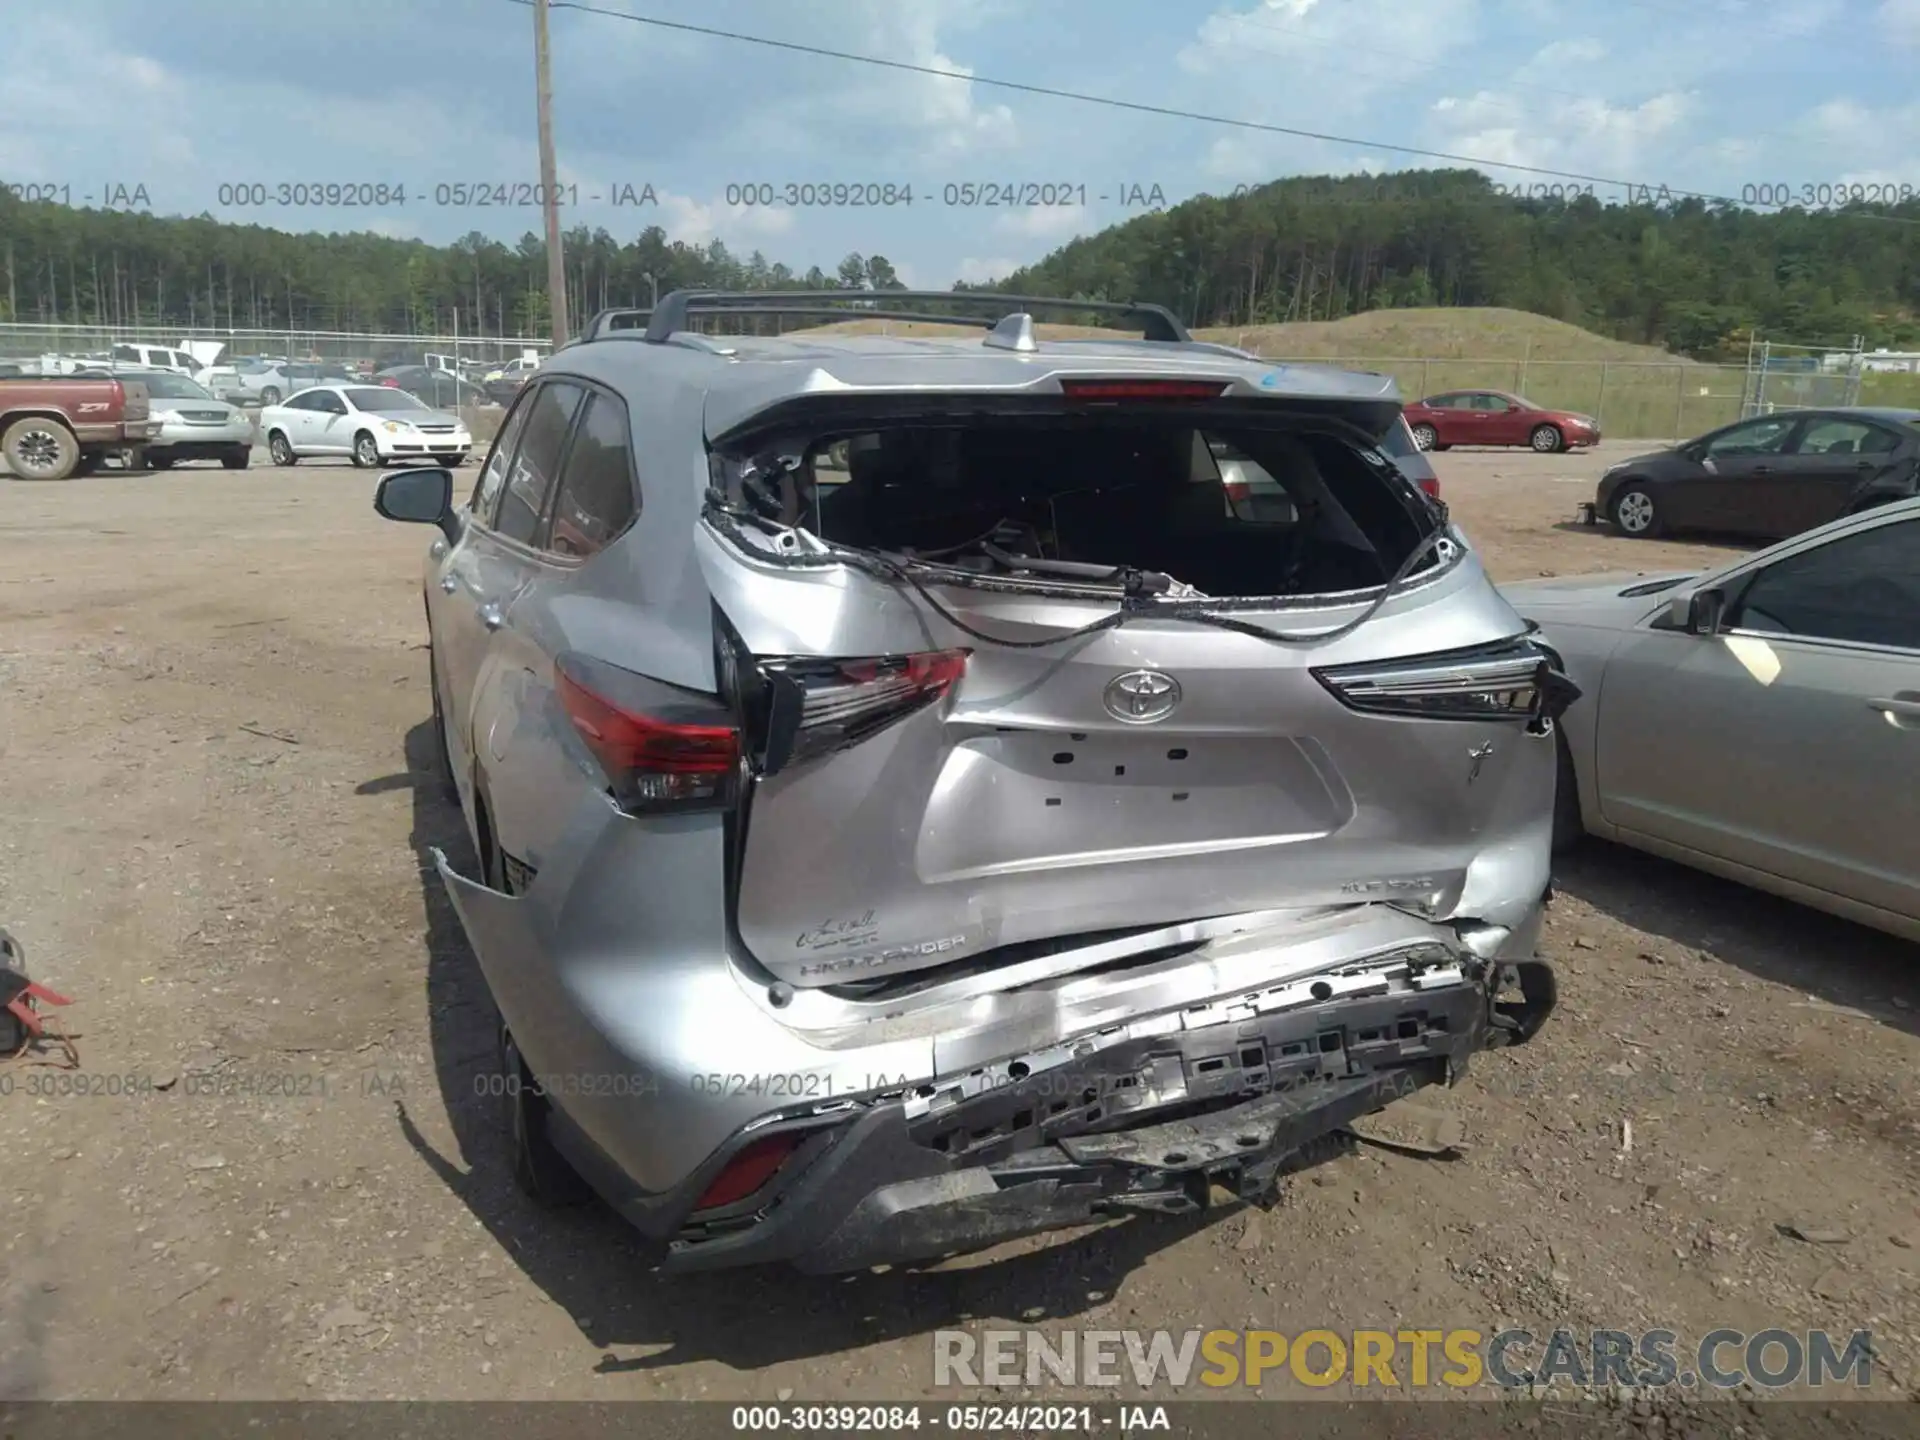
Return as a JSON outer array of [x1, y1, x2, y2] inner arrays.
[[2, 169, 1917, 355], [977, 170, 1920, 357], [0, 192, 903, 337]]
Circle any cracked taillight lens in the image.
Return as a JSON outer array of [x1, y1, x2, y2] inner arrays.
[[1313, 637, 1572, 724], [756, 648, 969, 773]]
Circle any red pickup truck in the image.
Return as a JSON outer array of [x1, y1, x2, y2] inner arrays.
[[0, 375, 158, 481]]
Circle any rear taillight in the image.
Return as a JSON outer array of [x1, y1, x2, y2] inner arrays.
[[692, 1130, 804, 1211], [1417, 476, 1441, 499], [1314, 637, 1574, 725], [554, 653, 740, 812], [756, 648, 968, 774], [380, 376, 399, 387], [1059, 379, 1230, 401]]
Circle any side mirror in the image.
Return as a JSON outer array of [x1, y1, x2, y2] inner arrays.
[[375, 466, 458, 542], [1662, 588, 1723, 634]]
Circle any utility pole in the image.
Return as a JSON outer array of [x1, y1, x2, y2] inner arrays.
[[534, 0, 569, 347]]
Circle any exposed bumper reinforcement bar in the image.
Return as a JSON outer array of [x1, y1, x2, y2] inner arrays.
[[633, 957, 1554, 1273]]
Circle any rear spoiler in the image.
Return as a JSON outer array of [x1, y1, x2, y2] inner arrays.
[[579, 290, 1193, 345]]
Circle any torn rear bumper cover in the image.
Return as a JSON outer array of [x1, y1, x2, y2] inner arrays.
[[610, 957, 1555, 1274]]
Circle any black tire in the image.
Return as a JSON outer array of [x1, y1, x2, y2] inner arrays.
[[259, 386, 282, 406], [222, 448, 251, 471], [268, 431, 297, 466], [1409, 423, 1438, 451], [352, 431, 381, 469], [1610, 483, 1663, 538], [1529, 424, 1564, 453], [428, 643, 460, 806], [501, 1023, 592, 1206], [0, 928, 25, 1057], [147, 454, 176, 470], [1552, 729, 1584, 854], [3, 416, 81, 481]]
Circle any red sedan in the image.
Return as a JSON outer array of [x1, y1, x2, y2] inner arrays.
[[1401, 390, 1600, 454]]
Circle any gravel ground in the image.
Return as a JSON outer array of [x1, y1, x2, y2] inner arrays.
[[1, 440, 1915, 1412]]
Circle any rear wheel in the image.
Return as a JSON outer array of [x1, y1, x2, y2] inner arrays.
[[268, 431, 297, 466], [1611, 484, 1663, 538], [1529, 424, 1564, 453], [428, 643, 460, 805], [2, 417, 80, 481], [1409, 423, 1438, 451], [352, 431, 380, 468], [501, 1022, 592, 1206], [222, 447, 251, 471], [1552, 729, 1584, 853]]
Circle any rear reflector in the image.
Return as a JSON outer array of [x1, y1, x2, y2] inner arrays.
[[554, 653, 740, 812], [693, 1130, 804, 1211], [1059, 379, 1230, 400], [758, 648, 968, 773], [1314, 637, 1560, 723]]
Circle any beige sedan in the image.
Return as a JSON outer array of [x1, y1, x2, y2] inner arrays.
[[1506, 497, 1920, 942]]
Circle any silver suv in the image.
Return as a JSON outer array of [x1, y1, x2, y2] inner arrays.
[[373, 290, 1573, 1273]]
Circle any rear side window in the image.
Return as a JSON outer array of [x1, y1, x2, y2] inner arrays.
[[472, 392, 534, 519], [545, 392, 638, 558], [112, 345, 141, 363], [494, 381, 584, 544]]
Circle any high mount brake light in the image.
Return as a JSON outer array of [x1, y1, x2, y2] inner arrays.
[[554, 654, 740, 813], [757, 648, 969, 774], [1314, 637, 1566, 724], [1058, 379, 1230, 401]]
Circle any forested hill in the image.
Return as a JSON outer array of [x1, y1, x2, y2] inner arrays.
[[972, 169, 1920, 358], [0, 192, 901, 339], [2, 167, 1916, 356]]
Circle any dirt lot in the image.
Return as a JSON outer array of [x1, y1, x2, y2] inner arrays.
[[1, 440, 1916, 1409]]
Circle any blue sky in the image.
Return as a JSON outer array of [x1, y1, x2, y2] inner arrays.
[[4, 0, 1917, 286]]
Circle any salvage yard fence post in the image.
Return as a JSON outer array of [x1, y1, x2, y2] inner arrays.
[[1594, 363, 1609, 429]]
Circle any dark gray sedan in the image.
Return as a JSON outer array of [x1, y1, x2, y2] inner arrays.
[[1590, 407, 1920, 541]]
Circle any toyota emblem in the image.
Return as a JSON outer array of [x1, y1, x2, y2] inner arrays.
[[1103, 669, 1182, 723]]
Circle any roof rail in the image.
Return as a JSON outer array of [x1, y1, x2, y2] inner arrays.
[[576, 307, 654, 345], [633, 289, 1192, 344]]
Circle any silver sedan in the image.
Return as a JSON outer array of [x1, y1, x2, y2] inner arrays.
[[1506, 497, 1920, 942]]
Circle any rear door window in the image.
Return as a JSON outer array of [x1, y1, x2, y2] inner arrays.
[[493, 381, 584, 545], [544, 391, 638, 558], [471, 390, 535, 521]]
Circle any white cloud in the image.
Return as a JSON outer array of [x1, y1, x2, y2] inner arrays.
[[1174, 0, 1483, 184], [1427, 89, 1696, 187], [654, 192, 797, 246], [992, 205, 1093, 241], [1879, 0, 1920, 44], [1526, 38, 1607, 68]]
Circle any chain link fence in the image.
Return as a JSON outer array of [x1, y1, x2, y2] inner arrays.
[[0, 321, 551, 374], [7, 323, 1915, 443]]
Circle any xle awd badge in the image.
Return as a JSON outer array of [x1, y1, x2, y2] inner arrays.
[[1467, 741, 1495, 783], [1103, 670, 1182, 723]]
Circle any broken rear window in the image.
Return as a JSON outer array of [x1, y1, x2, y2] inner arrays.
[[713, 414, 1444, 602]]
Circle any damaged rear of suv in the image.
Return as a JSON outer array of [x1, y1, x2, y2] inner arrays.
[[381, 290, 1573, 1273]]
